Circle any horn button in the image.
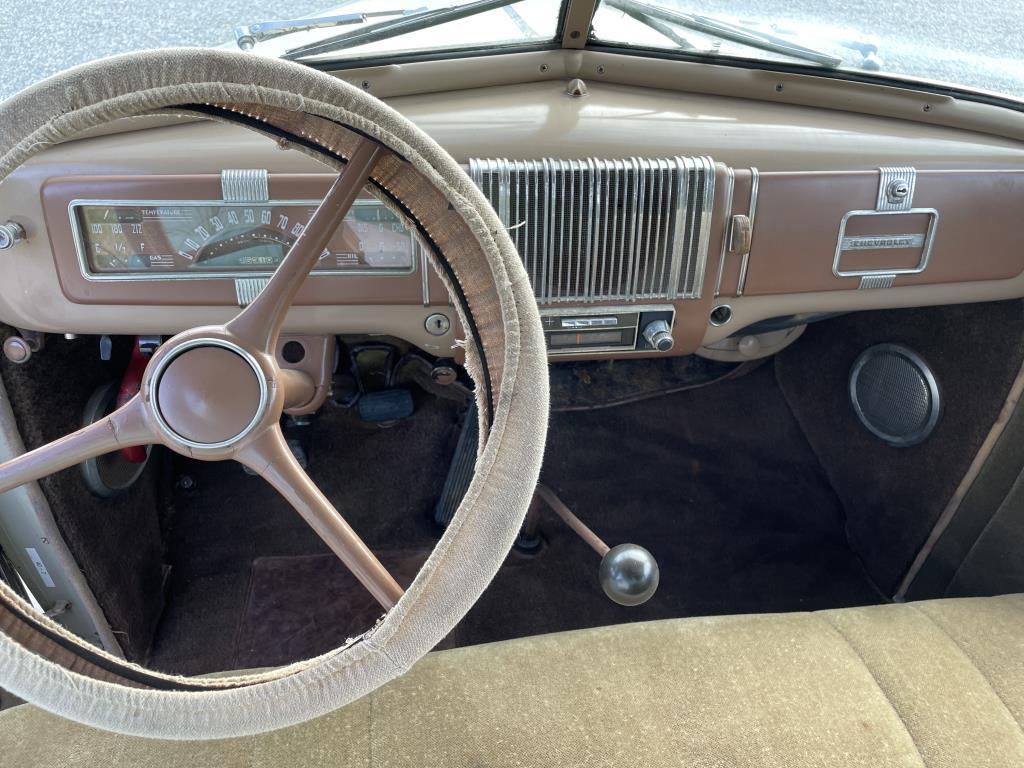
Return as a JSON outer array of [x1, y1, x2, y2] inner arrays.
[[154, 344, 265, 447]]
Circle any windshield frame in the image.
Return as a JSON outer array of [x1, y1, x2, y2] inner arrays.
[[290, 0, 1024, 116], [581, 38, 1024, 114]]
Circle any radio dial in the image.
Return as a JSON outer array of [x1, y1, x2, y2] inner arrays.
[[642, 320, 674, 352]]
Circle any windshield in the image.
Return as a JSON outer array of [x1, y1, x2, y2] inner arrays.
[[2, 1, 559, 101], [592, 0, 1024, 102], [4, 0, 1023, 105]]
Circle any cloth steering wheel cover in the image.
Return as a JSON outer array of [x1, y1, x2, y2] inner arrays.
[[0, 49, 549, 739]]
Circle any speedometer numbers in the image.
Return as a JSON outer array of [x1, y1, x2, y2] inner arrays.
[[75, 200, 415, 277]]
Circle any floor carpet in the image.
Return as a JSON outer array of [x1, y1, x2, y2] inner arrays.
[[148, 361, 881, 675]]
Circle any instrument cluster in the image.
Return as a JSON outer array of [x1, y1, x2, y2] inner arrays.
[[73, 199, 415, 279]]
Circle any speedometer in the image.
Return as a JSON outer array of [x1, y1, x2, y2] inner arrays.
[[73, 199, 415, 277]]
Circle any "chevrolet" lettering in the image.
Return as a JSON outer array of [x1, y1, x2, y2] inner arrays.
[[840, 233, 925, 251]]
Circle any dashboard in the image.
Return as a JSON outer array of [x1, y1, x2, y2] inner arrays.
[[3, 64, 1024, 363]]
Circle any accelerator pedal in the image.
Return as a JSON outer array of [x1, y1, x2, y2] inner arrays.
[[433, 399, 478, 528]]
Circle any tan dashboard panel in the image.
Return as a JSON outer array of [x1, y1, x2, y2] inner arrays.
[[4, 76, 1024, 357], [734, 170, 1024, 296]]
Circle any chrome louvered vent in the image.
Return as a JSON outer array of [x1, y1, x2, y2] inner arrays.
[[469, 156, 716, 304]]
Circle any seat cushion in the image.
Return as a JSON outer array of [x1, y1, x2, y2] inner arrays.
[[3, 594, 1023, 767]]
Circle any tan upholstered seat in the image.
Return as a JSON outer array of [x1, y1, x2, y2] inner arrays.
[[3, 594, 1023, 767]]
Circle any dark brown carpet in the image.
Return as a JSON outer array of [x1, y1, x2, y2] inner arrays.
[[147, 391, 462, 675], [457, 362, 882, 646], [149, 360, 881, 673], [235, 550, 441, 669]]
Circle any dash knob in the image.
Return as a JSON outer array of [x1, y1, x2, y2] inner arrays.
[[642, 320, 674, 352]]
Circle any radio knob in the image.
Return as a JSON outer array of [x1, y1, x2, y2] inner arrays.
[[642, 320, 674, 352]]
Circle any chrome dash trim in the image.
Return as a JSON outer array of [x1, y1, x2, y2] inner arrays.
[[420, 245, 431, 306], [833, 208, 939, 278], [220, 169, 269, 202], [690, 156, 716, 300], [859, 274, 896, 290], [235, 277, 270, 307], [713, 166, 735, 298], [666, 156, 690, 300], [736, 166, 758, 297]]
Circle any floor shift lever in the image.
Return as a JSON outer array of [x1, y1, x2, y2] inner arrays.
[[531, 484, 660, 606]]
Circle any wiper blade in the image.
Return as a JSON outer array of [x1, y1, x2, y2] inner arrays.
[[604, 0, 842, 68], [234, 9, 425, 51], [283, 0, 528, 62]]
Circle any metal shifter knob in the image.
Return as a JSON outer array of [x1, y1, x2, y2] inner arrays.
[[599, 543, 660, 606], [0, 221, 25, 250], [642, 320, 674, 352]]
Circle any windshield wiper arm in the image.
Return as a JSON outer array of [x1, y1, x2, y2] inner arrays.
[[604, 0, 697, 50], [283, 0, 528, 61], [604, 0, 842, 68], [234, 9, 425, 51]]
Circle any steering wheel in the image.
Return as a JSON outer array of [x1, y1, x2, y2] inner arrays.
[[0, 49, 548, 739]]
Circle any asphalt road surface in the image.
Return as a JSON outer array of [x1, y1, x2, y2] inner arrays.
[[2, 1, 1022, 102]]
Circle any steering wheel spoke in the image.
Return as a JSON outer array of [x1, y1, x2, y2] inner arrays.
[[236, 426, 404, 609], [225, 138, 385, 353], [0, 394, 154, 495]]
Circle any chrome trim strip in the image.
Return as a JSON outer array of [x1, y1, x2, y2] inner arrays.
[[235, 277, 270, 307], [562, 159, 573, 300], [614, 159, 628, 299], [691, 156, 717, 300], [420, 245, 431, 306], [584, 157, 597, 301], [545, 158, 556, 303], [598, 160, 611, 302], [736, 166, 758, 297], [859, 274, 896, 290], [220, 169, 269, 202], [713, 166, 735, 298], [626, 157, 643, 299], [649, 158, 665, 296], [667, 156, 689, 300], [833, 208, 939, 278], [497, 158, 511, 225]]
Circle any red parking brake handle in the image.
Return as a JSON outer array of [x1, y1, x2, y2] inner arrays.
[[117, 339, 151, 463]]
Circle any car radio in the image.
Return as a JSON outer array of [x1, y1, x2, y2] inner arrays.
[[540, 306, 676, 355]]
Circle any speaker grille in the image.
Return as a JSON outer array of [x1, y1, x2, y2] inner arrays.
[[468, 156, 715, 304], [850, 344, 941, 447]]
